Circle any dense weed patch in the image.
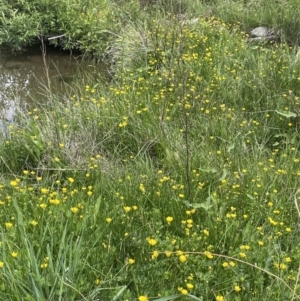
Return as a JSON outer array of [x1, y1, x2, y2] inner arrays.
[[1, 1, 300, 300]]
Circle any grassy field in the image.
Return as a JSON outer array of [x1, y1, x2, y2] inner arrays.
[[0, 0, 300, 300]]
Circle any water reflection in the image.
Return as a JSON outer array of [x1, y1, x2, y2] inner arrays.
[[0, 46, 81, 124]]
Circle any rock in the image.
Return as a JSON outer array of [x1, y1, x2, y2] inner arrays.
[[250, 26, 270, 37], [181, 18, 199, 25], [248, 26, 278, 42]]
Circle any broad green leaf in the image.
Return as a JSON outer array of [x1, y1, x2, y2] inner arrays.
[[111, 285, 127, 301], [187, 295, 203, 301], [275, 110, 297, 118], [219, 167, 227, 181], [246, 194, 255, 200]]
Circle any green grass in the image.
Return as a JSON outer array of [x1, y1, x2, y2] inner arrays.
[[0, 1, 300, 300]]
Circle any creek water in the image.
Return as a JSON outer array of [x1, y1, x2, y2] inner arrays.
[[0, 45, 102, 130]]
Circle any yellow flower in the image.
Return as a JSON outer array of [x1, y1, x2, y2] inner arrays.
[[41, 188, 48, 194], [71, 207, 79, 213], [138, 296, 148, 301], [139, 183, 145, 193], [11, 252, 18, 258], [95, 279, 101, 285], [165, 251, 172, 257], [204, 251, 213, 259], [203, 229, 209, 236], [50, 199, 60, 205], [152, 251, 159, 260], [234, 285, 241, 292], [166, 216, 174, 223], [181, 289, 188, 295], [216, 295, 224, 301], [268, 217, 277, 226], [239, 252, 246, 258], [10, 180, 18, 187], [186, 283, 194, 289], [240, 245, 250, 250], [179, 255, 187, 263], [279, 263, 287, 270], [119, 121, 128, 127], [30, 221, 38, 226], [5, 222, 13, 229], [106, 218, 112, 223], [68, 177, 74, 183], [124, 206, 131, 213], [229, 261, 235, 267], [222, 262, 229, 268], [0, 261, 4, 268], [285, 257, 292, 263], [128, 258, 135, 264], [146, 237, 157, 246]]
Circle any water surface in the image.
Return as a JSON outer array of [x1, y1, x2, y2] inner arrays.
[[0, 45, 100, 126]]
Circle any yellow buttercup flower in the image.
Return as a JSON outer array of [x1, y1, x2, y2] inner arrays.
[[166, 216, 173, 223], [71, 207, 79, 213], [146, 237, 157, 246], [204, 251, 213, 259], [186, 283, 194, 289], [179, 255, 187, 263], [5, 222, 13, 229], [234, 285, 241, 292]]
